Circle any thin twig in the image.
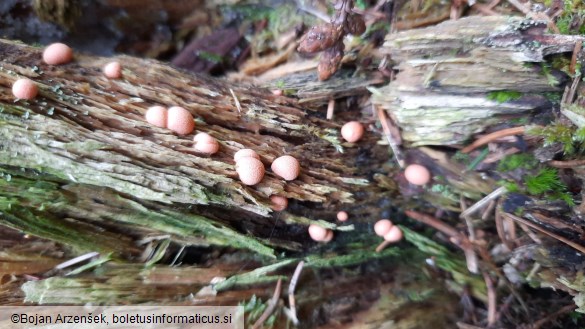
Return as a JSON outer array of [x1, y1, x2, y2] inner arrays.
[[502, 212, 585, 254], [460, 196, 476, 241], [525, 263, 541, 282], [170, 245, 185, 266], [481, 200, 496, 220], [460, 186, 508, 219], [495, 206, 515, 250], [461, 127, 526, 154], [252, 278, 282, 329], [326, 98, 335, 120], [530, 304, 576, 329], [570, 40, 582, 76], [229, 88, 242, 114], [54, 252, 99, 271], [562, 74, 581, 104], [405, 210, 478, 273], [483, 271, 497, 327], [548, 159, 585, 168], [376, 106, 405, 168], [287, 261, 304, 325]]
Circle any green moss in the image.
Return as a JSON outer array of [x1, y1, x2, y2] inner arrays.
[[497, 154, 538, 172], [499, 180, 519, 193], [528, 123, 584, 155], [452, 151, 471, 164], [487, 90, 522, 103], [525, 168, 564, 195], [522, 168, 574, 205], [541, 64, 560, 87], [196, 51, 223, 64]]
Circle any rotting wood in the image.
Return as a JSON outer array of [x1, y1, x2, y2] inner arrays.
[[0, 39, 396, 259], [372, 16, 585, 146]]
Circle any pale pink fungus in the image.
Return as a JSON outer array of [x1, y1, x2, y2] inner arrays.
[[145, 106, 168, 128], [271, 155, 300, 181], [404, 164, 431, 186], [383, 225, 403, 242], [12, 78, 38, 100], [194, 135, 219, 154], [167, 106, 195, 135], [308, 224, 328, 241], [341, 121, 364, 143], [271, 89, 283, 96], [337, 211, 349, 222], [235, 157, 265, 185], [374, 219, 393, 237], [234, 149, 260, 162], [43, 43, 73, 65], [194, 132, 215, 143], [270, 195, 288, 211], [322, 230, 334, 242], [103, 61, 122, 79]]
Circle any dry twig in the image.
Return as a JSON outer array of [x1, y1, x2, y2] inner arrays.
[[502, 212, 585, 254], [461, 127, 526, 154], [287, 261, 304, 325], [252, 279, 282, 329]]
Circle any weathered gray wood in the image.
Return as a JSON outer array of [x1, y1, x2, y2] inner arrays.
[[373, 16, 582, 146]]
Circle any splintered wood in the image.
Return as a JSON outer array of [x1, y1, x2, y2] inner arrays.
[[373, 16, 585, 146]]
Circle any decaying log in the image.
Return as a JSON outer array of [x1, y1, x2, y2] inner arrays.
[[373, 16, 585, 146], [0, 39, 397, 258]]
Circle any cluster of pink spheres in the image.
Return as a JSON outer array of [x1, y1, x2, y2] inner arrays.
[[233, 149, 300, 211], [305, 120, 366, 243], [16, 42, 414, 248], [12, 43, 123, 101], [374, 219, 403, 242]]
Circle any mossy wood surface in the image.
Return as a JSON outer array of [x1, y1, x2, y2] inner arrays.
[[373, 16, 585, 146], [0, 39, 398, 258]]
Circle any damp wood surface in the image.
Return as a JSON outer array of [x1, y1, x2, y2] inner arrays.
[[0, 38, 402, 260], [373, 16, 585, 146]]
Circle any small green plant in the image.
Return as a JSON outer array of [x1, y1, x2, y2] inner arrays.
[[497, 154, 538, 172], [487, 90, 522, 103], [523, 168, 574, 205], [541, 63, 560, 87], [528, 123, 585, 155], [525, 168, 564, 195]]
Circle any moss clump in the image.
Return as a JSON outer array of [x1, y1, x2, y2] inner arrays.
[[497, 154, 538, 172], [487, 90, 522, 103], [524, 168, 574, 205], [528, 123, 585, 155]]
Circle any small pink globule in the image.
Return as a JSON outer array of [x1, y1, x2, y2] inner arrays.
[[43, 43, 73, 65], [235, 157, 265, 185], [194, 140, 220, 155], [337, 211, 348, 222], [383, 225, 403, 243], [270, 195, 288, 211], [234, 149, 260, 162], [145, 106, 168, 128], [308, 224, 328, 241], [404, 164, 431, 186], [103, 61, 122, 79], [374, 219, 393, 237], [340, 121, 364, 143], [167, 106, 195, 135], [12, 78, 38, 100], [321, 230, 334, 242], [271, 155, 300, 181]]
